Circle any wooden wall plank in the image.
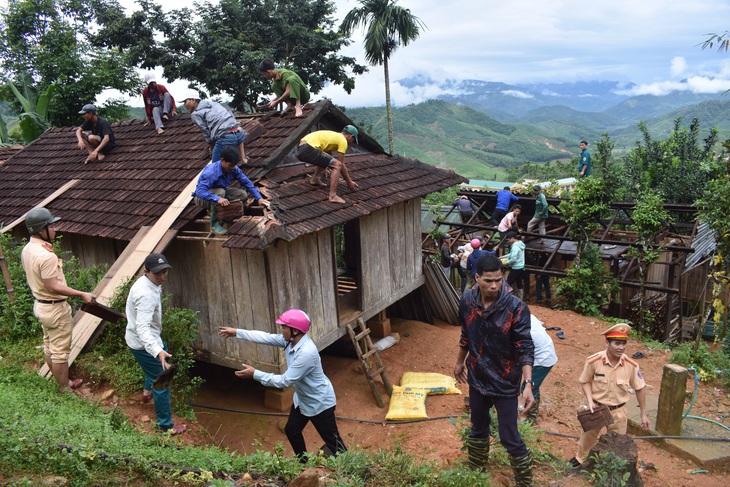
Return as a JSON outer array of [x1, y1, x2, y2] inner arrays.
[[388, 203, 407, 291], [316, 229, 339, 331], [360, 209, 392, 310]]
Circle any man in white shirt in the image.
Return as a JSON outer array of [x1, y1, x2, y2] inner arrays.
[[520, 314, 558, 424], [219, 309, 347, 461], [125, 253, 186, 435]]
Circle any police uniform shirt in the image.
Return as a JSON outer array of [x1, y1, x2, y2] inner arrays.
[[21, 237, 67, 301], [579, 350, 646, 406]]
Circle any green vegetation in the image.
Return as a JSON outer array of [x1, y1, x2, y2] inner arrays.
[[670, 341, 730, 387], [584, 452, 631, 487]]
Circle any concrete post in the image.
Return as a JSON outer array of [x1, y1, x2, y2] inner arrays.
[[655, 364, 688, 436]]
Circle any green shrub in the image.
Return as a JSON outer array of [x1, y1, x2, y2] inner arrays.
[[555, 242, 619, 317], [670, 341, 730, 386]]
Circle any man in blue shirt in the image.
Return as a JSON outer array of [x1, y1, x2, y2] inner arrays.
[[194, 146, 269, 234], [490, 186, 520, 226], [219, 309, 347, 461], [579, 140, 591, 177]]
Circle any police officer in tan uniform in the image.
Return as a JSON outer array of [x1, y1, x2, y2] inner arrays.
[[569, 323, 649, 467], [20, 208, 96, 392]]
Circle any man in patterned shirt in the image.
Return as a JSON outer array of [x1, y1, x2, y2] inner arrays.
[[454, 253, 535, 485]]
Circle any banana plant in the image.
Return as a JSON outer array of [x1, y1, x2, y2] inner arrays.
[[6, 81, 58, 143]]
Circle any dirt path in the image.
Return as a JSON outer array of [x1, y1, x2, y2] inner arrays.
[[85, 304, 730, 486]]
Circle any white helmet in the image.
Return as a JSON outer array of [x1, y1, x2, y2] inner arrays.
[[144, 72, 157, 84], [183, 89, 200, 101]]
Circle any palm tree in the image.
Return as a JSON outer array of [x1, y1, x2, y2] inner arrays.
[[340, 0, 425, 154]]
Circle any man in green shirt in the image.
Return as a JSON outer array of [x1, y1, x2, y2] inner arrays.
[[259, 59, 311, 117], [527, 184, 548, 245]]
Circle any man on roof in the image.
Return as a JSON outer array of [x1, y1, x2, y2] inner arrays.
[[194, 146, 269, 235], [258, 59, 311, 118], [75, 104, 116, 164], [142, 73, 177, 135], [183, 90, 248, 165], [297, 126, 359, 204]]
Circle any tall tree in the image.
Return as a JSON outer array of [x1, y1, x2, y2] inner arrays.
[[92, 0, 366, 110], [0, 0, 140, 128], [340, 0, 425, 154]]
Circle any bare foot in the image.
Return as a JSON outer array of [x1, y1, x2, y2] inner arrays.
[[162, 113, 169, 121], [157, 128, 165, 135], [97, 153, 105, 161], [309, 178, 326, 187], [295, 106, 303, 117], [329, 195, 346, 204]]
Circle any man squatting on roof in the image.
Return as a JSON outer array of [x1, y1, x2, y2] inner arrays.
[[296, 127, 360, 204]]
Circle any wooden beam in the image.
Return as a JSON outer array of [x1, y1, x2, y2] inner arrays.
[[1, 180, 79, 234], [39, 174, 201, 378]]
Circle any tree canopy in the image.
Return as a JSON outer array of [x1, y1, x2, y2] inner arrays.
[[92, 0, 367, 110], [0, 0, 140, 127]]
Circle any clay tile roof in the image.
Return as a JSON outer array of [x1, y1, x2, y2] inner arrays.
[[0, 100, 466, 247], [0, 145, 24, 166]]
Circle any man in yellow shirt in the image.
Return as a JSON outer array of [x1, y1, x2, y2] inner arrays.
[[569, 323, 650, 468], [20, 208, 96, 392], [297, 126, 359, 204]]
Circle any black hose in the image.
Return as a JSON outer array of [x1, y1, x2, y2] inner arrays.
[[191, 403, 730, 441]]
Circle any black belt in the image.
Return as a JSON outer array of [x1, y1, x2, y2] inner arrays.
[[597, 402, 626, 411], [36, 298, 67, 304]]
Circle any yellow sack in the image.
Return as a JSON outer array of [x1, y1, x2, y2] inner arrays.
[[385, 386, 428, 421], [400, 372, 462, 395]]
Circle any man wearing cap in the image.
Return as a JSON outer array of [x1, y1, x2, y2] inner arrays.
[[568, 323, 649, 468], [297, 127, 359, 204], [142, 73, 176, 135], [194, 146, 269, 234], [452, 195, 478, 223], [125, 253, 186, 435], [21, 207, 96, 392], [258, 59, 310, 118], [183, 90, 248, 165], [527, 185, 548, 245], [489, 186, 520, 226], [219, 309, 347, 461], [454, 253, 535, 483], [75, 104, 116, 164]]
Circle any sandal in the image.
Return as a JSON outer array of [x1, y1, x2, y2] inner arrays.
[[632, 351, 646, 359], [556, 331, 565, 339], [168, 424, 187, 436], [141, 391, 152, 404], [545, 326, 561, 331]]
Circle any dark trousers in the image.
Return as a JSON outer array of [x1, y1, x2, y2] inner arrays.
[[459, 210, 474, 223], [490, 208, 507, 226], [285, 404, 347, 459], [469, 386, 528, 457], [507, 268, 525, 290], [452, 263, 467, 291], [536, 275, 551, 300]]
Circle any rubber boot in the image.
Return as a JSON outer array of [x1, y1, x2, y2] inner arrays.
[[209, 208, 227, 235], [525, 399, 539, 425], [510, 451, 533, 487], [466, 436, 490, 472], [514, 288, 524, 300]]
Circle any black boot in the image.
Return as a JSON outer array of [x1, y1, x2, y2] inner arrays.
[[466, 435, 490, 472], [510, 451, 533, 487], [525, 399, 539, 425]]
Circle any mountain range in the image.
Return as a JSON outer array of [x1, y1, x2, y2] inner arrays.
[[344, 78, 730, 179]]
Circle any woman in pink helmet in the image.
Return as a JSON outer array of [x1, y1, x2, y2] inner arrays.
[[219, 309, 347, 461]]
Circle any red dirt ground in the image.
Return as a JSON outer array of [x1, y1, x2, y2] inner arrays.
[[80, 303, 730, 486]]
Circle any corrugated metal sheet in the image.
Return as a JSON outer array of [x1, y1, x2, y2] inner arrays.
[[685, 221, 717, 269], [421, 205, 461, 234]]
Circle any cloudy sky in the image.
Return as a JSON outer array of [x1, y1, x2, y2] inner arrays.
[[108, 0, 730, 106]]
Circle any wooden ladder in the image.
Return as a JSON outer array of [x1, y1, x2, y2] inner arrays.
[[346, 318, 393, 408]]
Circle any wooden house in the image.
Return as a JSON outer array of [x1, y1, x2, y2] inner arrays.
[[0, 100, 466, 373]]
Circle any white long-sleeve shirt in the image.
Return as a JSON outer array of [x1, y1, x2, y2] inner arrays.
[[125, 275, 164, 358]]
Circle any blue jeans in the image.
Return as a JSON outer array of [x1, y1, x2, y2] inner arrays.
[[469, 386, 528, 457], [211, 129, 245, 163], [536, 275, 551, 300], [130, 344, 173, 430]]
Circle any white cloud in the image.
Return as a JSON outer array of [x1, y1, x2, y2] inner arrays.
[[501, 90, 534, 100], [671, 57, 687, 77]]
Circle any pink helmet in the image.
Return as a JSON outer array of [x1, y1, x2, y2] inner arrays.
[[276, 309, 311, 334], [471, 238, 481, 249]]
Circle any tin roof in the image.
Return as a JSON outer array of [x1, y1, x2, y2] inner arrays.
[[0, 100, 466, 247]]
